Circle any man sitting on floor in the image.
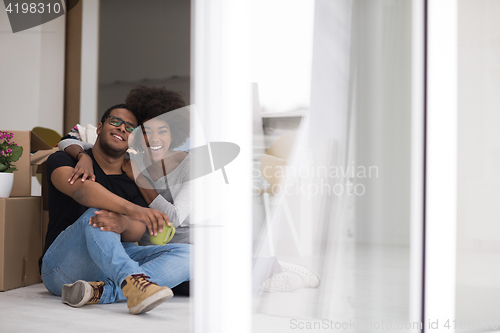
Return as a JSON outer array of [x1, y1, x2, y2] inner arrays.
[[40, 104, 191, 315]]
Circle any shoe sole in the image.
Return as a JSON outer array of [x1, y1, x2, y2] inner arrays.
[[129, 288, 174, 315], [260, 272, 304, 292], [62, 280, 91, 307], [261, 284, 303, 292], [278, 261, 321, 288]]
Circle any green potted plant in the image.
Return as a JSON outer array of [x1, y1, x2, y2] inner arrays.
[[0, 131, 23, 198]]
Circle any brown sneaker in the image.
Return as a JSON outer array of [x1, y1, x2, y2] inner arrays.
[[62, 280, 104, 307], [121, 274, 173, 315]]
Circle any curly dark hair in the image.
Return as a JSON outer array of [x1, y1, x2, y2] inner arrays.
[[126, 86, 189, 149], [100, 104, 132, 124]]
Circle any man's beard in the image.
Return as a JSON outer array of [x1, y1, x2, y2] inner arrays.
[[98, 137, 127, 158]]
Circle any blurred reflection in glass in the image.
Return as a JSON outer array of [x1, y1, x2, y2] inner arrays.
[[251, 0, 414, 331]]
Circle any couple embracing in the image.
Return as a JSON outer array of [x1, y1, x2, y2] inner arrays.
[[40, 86, 191, 314]]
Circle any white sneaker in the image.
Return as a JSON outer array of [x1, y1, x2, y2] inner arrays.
[[278, 261, 320, 288], [261, 272, 303, 292]]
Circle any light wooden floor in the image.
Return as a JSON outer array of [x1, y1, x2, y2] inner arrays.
[[0, 283, 191, 333]]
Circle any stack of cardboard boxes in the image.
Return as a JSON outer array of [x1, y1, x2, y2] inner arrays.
[[0, 131, 57, 291]]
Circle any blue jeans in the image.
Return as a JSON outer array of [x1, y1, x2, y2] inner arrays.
[[41, 208, 191, 304]]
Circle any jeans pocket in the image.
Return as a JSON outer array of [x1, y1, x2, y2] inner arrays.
[[41, 267, 73, 296]]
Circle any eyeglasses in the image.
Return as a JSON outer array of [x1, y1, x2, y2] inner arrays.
[[103, 116, 137, 133]]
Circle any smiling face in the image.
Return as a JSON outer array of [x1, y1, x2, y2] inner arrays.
[[142, 118, 172, 161], [96, 108, 137, 157]]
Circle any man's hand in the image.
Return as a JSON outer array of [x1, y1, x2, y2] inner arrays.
[[128, 206, 171, 236], [68, 153, 95, 184], [89, 210, 128, 234]]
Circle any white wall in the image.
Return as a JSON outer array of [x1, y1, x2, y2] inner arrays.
[[457, 0, 500, 285], [455, 3, 500, 327], [457, 0, 500, 251], [0, 7, 65, 133]]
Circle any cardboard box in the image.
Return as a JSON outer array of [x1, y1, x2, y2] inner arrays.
[[0, 197, 42, 291], [10, 131, 55, 197]]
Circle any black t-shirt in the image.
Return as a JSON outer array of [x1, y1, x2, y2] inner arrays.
[[40, 149, 148, 267]]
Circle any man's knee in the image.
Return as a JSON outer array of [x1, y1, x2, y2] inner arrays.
[[78, 208, 99, 225]]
